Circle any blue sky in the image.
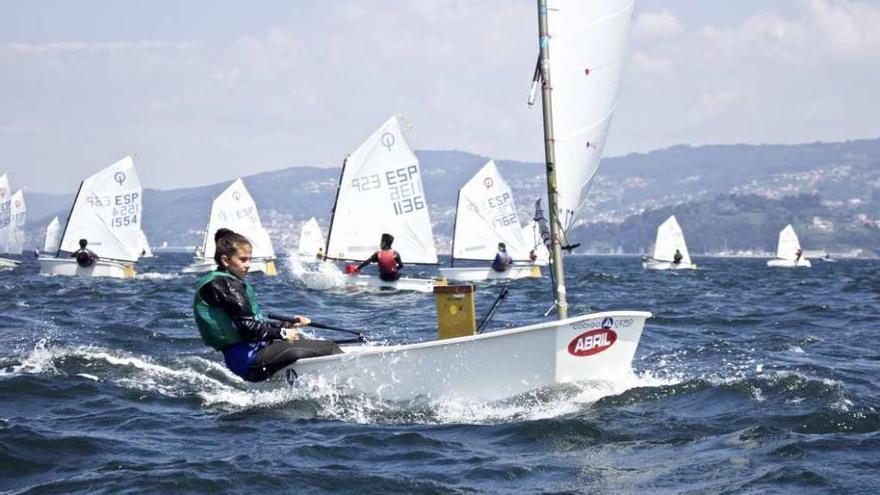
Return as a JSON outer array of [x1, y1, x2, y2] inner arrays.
[[1, 0, 878, 193]]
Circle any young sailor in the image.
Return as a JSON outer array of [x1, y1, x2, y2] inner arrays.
[[72, 239, 98, 267], [354, 233, 403, 282], [491, 242, 512, 272], [194, 228, 342, 382], [673, 249, 683, 265]]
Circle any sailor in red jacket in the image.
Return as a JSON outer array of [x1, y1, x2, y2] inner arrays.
[[354, 233, 403, 282]]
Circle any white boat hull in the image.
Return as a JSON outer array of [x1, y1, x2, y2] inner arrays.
[[438, 264, 542, 281], [767, 258, 812, 268], [283, 310, 651, 402], [0, 257, 21, 269], [343, 274, 438, 293], [38, 256, 135, 278], [642, 259, 697, 270], [183, 258, 278, 276]]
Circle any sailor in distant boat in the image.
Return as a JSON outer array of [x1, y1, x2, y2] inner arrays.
[[72, 239, 99, 267], [316, 247, 325, 261], [795, 248, 803, 262], [492, 242, 512, 272], [354, 233, 403, 282], [673, 249, 683, 265], [193, 228, 342, 382]]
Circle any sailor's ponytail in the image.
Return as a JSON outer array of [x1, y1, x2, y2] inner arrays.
[[214, 228, 252, 267]]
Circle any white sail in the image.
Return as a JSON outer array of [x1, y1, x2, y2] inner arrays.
[[452, 160, 530, 261], [776, 224, 802, 261], [202, 178, 275, 260], [0, 175, 10, 249], [298, 217, 325, 257], [43, 216, 62, 253], [652, 215, 691, 264], [137, 229, 153, 258], [59, 156, 143, 262], [2, 190, 25, 255], [326, 115, 438, 264], [546, 0, 633, 231]]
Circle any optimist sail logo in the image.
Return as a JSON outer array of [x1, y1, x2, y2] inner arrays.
[[568, 328, 617, 357]]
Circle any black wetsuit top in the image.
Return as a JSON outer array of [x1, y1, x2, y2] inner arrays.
[[199, 269, 343, 382]]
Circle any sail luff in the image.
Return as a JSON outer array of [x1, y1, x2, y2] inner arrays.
[[537, 0, 569, 320]]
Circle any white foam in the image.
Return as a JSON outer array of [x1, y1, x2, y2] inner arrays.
[[136, 272, 180, 280]]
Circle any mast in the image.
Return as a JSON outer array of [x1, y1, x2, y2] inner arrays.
[[323, 157, 347, 259], [536, 0, 568, 320], [449, 189, 462, 268], [56, 181, 84, 258]]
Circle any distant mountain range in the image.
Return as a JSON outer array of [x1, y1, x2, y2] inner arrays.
[[23, 138, 880, 257]]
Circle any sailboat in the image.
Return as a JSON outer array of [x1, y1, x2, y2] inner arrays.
[[767, 224, 811, 267], [137, 229, 154, 258], [439, 160, 542, 281], [0, 175, 25, 268], [184, 178, 277, 275], [43, 217, 62, 254], [278, 1, 650, 402], [38, 157, 142, 278], [322, 115, 441, 292], [642, 215, 697, 270], [297, 217, 325, 260]]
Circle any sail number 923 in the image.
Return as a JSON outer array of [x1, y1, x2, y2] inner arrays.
[[351, 165, 426, 216]]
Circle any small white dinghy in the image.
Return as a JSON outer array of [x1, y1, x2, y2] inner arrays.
[[767, 224, 811, 268], [297, 217, 325, 261], [184, 178, 277, 276], [288, 311, 651, 402], [323, 115, 442, 292], [439, 160, 542, 282], [38, 157, 142, 278], [642, 215, 697, 270], [282, 0, 650, 402], [0, 175, 25, 268]]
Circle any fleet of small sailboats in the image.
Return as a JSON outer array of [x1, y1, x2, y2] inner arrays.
[[184, 178, 277, 275], [642, 215, 697, 270], [439, 160, 542, 282], [0, 0, 845, 406]]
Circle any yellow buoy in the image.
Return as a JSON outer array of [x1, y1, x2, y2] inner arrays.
[[434, 284, 476, 340]]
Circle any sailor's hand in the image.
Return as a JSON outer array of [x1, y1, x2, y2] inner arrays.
[[281, 328, 301, 341], [288, 315, 310, 328]]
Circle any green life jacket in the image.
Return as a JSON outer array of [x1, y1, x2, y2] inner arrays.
[[193, 270, 263, 351]]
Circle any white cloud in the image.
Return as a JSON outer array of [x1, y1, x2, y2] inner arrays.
[[633, 10, 683, 40], [630, 51, 673, 79]]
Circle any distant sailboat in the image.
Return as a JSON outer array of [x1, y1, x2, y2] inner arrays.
[[137, 229, 153, 258], [642, 215, 697, 270], [184, 178, 277, 275], [43, 217, 62, 253], [0, 175, 24, 268], [439, 160, 542, 281], [767, 224, 811, 267], [38, 157, 142, 278], [297, 217, 325, 259], [323, 115, 440, 292]]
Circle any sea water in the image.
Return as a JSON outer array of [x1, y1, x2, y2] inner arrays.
[[1, 254, 877, 494]]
